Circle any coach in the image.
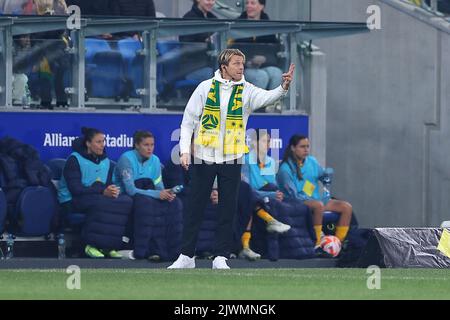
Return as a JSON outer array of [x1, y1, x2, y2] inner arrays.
[[168, 48, 295, 269]]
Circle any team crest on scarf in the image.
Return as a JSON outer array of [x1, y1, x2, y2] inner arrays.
[[195, 80, 249, 155]]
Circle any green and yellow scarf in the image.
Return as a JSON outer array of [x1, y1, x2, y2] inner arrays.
[[195, 80, 249, 155]]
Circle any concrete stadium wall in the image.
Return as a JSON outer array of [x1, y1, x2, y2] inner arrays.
[[309, 0, 450, 227]]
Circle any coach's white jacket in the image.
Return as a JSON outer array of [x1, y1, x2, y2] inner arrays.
[[180, 69, 288, 164]]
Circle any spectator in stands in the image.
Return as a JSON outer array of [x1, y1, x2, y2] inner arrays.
[[231, 0, 283, 90], [168, 48, 295, 269], [239, 129, 293, 260], [180, 0, 217, 42], [12, 34, 32, 106], [111, 0, 155, 17], [35, 0, 68, 15], [65, 0, 114, 16], [277, 135, 353, 257], [58, 127, 133, 258], [178, 0, 217, 83], [115, 130, 182, 261], [1, 0, 34, 14], [27, 0, 70, 108], [111, 0, 155, 39]]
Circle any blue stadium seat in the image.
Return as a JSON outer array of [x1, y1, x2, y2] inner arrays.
[[0, 167, 6, 188], [275, 202, 316, 259], [117, 38, 142, 69], [47, 158, 65, 181], [90, 51, 126, 98], [0, 158, 57, 238], [9, 186, 57, 237], [0, 188, 6, 234], [117, 38, 144, 98], [156, 40, 201, 100], [47, 158, 86, 228], [322, 211, 359, 236], [84, 39, 130, 99], [85, 38, 111, 65]]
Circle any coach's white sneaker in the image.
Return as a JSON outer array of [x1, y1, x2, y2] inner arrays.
[[212, 256, 230, 269], [167, 254, 195, 269], [266, 219, 291, 234]]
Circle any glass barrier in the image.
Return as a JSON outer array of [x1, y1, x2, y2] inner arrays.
[[84, 37, 143, 110], [12, 32, 72, 109], [82, 37, 218, 111], [9, 31, 301, 113], [80, 36, 296, 112], [228, 41, 290, 113], [403, 0, 450, 15], [2, 16, 370, 112], [157, 39, 216, 111]]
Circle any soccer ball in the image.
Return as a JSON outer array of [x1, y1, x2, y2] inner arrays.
[[320, 235, 342, 257]]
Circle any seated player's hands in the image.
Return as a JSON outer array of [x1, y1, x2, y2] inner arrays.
[[104, 184, 120, 198], [210, 190, 219, 205], [160, 189, 176, 202], [275, 191, 284, 202]]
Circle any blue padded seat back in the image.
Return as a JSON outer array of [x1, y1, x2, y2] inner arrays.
[[118, 38, 144, 97], [90, 51, 125, 98], [12, 186, 56, 236], [276, 201, 315, 259], [85, 38, 111, 65], [322, 211, 358, 236], [117, 38, 142, 69], [47, 158, 87, 227], [0, 188, 6, 233], [47, 158, 66, 180], [0, 169, 6, 188]]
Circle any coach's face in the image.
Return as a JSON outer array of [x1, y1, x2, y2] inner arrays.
[[222, 55, 245, 82]]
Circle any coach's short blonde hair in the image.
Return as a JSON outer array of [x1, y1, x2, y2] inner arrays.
[[218, 49, 246, 68]]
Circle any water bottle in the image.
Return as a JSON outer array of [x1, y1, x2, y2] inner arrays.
[[322, 186, 331, 204], [262, 196, 270, 211], [22, 83, 31, 108], [321, 168, 333, 204], [5, 234, 14, 259], [171, 185, 184, 194], [57, 234, 66, 259]]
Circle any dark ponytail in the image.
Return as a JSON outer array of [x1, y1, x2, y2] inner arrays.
[[281, 134, 308, 180]]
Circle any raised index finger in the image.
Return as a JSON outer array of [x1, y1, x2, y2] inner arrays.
[[288, 63, 295, 75]]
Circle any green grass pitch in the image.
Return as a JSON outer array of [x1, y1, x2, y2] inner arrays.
[[1, 268, 449, 300]]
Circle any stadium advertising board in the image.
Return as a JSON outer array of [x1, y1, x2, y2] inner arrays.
[[0, 112, 308, 164]]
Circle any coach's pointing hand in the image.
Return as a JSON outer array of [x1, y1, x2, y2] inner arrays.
[[281, 63, 295, 90]]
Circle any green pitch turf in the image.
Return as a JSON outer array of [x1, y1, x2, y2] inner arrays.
[[0, 268, 449, 300]]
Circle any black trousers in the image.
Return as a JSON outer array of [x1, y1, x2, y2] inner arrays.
[[181, 159, 242, 258]]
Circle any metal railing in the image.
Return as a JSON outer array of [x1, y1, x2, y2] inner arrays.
[[0, 16, 368, 113]]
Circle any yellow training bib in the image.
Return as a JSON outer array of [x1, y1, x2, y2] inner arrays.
[[302, 180, 315, 197]]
